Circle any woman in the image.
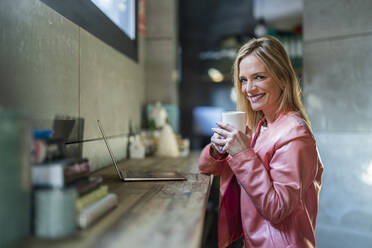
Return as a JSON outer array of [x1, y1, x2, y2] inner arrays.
[[199, 36, 323, 248]]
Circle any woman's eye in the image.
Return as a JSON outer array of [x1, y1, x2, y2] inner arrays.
[[239, 78, 247, 84], [255, 75, 264, 80]]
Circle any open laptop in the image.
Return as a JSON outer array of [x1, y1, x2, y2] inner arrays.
[[97, 120, 186, 182]]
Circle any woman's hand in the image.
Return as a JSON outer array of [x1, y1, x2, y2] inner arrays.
[[212, 122, 251, 156], [210, 132, 227, 158]]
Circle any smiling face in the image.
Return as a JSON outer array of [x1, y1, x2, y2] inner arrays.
[[239, 54, 282, 122]]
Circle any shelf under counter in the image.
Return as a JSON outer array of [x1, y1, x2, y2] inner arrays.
[[19, 151, 212, 248]]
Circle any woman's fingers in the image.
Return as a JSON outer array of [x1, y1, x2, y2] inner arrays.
[[211, 132, 226, 154], [211, 123, 251, 156], [211, 143, 221, 152], [211, 136, 225, 145], [212, 128, 229, 137], [216, 122, 234, 132], [211, 124, 239, 155], [211, 143, 218, 151], [211, 132, 225, 145], [211, 135, 226, 155]]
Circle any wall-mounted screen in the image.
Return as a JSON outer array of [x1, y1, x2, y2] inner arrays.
[[91, 0, 136, 40], [41, 0, 138, 62]]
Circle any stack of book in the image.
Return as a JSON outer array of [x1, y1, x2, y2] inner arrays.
[[73, 172, 118, 229], [31, 135, 118, 238]]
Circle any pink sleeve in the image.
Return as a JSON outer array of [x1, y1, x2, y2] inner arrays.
[[199, 144, 228, 175], [228, 136, 318, 224]]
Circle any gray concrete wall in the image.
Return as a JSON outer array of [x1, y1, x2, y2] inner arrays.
[[0, 0, 146, 171], [144, 0, 178, 104], [303, 0, 372, 247]]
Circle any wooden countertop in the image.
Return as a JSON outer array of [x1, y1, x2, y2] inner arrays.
[[19, 151, 212, 248]]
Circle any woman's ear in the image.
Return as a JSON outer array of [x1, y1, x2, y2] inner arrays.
[[277, 80, 286, 91]]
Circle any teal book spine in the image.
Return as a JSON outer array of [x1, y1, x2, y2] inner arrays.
[[34, 188, 77, 238]]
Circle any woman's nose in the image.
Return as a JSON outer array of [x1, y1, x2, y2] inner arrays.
[[243, 81, 255, 93]]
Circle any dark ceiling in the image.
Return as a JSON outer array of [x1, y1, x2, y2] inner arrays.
[[179, 0, 256, 50]]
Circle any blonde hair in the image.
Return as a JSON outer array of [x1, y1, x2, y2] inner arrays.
[[233, 36, 311, 132]]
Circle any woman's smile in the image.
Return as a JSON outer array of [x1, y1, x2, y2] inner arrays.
[[248, 93, 266, 103], [239, 54, 282, 122]]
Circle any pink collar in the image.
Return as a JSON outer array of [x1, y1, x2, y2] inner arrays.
[[250, 112, 291, 148], [250, 119, 266, 148]]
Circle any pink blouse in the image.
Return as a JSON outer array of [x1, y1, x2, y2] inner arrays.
[[199, 112, 323, 248]]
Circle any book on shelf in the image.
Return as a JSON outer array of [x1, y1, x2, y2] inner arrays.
[[31, 159, 90, 188], [78, 193, 118, 229], [69, 176, 103, 196], [64, 159, 90, 183], [76, 185, 109, 211], [32, 138, 67, 164]]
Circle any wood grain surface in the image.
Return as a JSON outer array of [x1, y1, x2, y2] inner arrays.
[[18, 151, 212, 248]]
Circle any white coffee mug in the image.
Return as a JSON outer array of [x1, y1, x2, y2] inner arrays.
[[221, 111, 247, 133]]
